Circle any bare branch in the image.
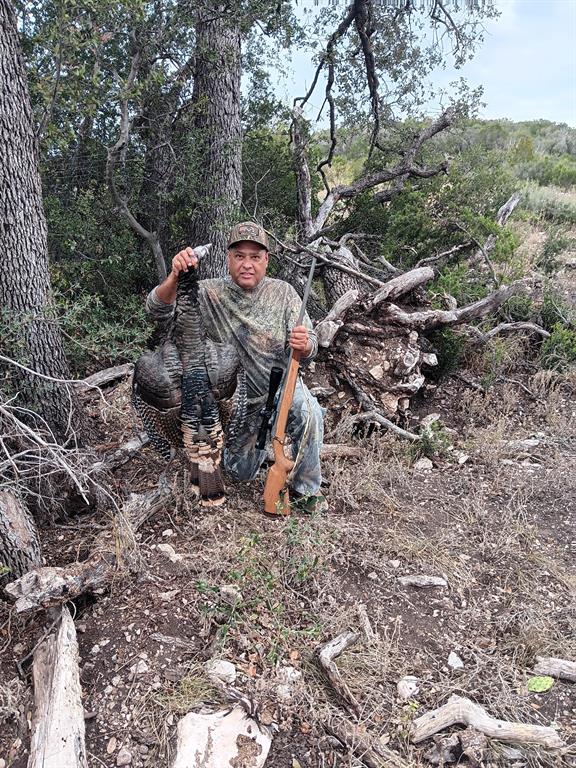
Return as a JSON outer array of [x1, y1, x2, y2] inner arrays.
[[106, 48, 167, 281]]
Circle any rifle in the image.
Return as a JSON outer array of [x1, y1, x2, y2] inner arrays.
[[263, 257, 317, 516], [255, 367, 284, 451]]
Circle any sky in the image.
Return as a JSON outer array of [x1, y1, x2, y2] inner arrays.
[[278, 0, 576, 127]]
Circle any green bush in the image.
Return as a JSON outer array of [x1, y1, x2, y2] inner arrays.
[[537, 228, 575, 274], [428, 328, 468, 378], [538, 289, 574, 331], [540, 324, 576, 370], [430, 263, 489, 308]]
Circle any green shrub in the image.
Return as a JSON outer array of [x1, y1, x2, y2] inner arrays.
[[538, 289, 574, 331], [537, 228, 575, 274], [499, 294, 534, 323], [430, 263, 489, 308], [428, 328, 468, 377], [540, 324, 576, 370]]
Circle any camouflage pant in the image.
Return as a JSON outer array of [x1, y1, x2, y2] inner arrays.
[[223, 378, 324, 495]]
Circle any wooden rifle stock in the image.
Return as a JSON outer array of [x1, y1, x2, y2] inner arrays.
[[262, 254, 317, 516], [263, 351, 301, 515]]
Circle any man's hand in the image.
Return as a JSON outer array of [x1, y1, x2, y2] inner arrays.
[[171, 247, 198, 277], [289, 325, 312, 356]]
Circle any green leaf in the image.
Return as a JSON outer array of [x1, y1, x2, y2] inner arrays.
[[527, 675, 554, 693]]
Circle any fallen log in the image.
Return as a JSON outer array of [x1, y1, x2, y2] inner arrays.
[[28, 605, 87, 768], [172, 706, 271, 768], [410, 694, 564, 749], [378, 280, 529, 331], [316, 631, 361, 718], [534, 656, 576, 683], [0, 490, 42, 587], [75, 363, 133, 389], [5, 481, 172, 613]]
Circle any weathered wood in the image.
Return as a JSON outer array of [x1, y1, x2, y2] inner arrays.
[[410, 694, 565, 749], [5, 481, 172, 613], [534, 656, 576, 683], [28, 606, 87, 768], [379, 280, 529, 331], [316, 631, 361, 718], [76, 363, 133, 389], [398, 575, 447, 588], [326, 715, 409, 768], [467, 321, 550, 344], [172, 706, 271, 768], [93, 431, 150, 472], [316, 289, 360, 347], [0, 490, 42, 588], [364, 267, 435, 311], [320, 443, 363, 459]]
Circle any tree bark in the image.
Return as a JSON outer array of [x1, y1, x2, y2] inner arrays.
[[0, 0, 83, 442], [28, 606, 88, 768], [0, 490, 42, 587], [189, 7, 242, 279]]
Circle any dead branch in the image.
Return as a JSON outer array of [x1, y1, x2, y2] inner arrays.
[[469, 192, 521, 267], [378, 280, 530, 331], [534, 656, 576, 683], [28, 606, 87, 768], [4, 481, 173, 613], [316, 631, 361, 718], [326, 714, 409, 768], [313, 110, 455, 236], [342, 372, 421, 441], [467, 322, 550, 344], [320, 443, 364, 459], [93, 432, 150, 472], [106, 47, 166, 281], [364, 267, 435, 312], [410, 694, 565, 749], [76, 363, 133, 389], [316, 290, 361, 348], [353, 411, 421, 442]]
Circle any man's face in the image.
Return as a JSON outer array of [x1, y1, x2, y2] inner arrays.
[[227, 241, 269, 290]]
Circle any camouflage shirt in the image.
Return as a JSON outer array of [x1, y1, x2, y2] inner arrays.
[[146, 276, 317, 400]]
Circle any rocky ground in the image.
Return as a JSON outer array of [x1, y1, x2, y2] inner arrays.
[[0, 356, 575, 767]]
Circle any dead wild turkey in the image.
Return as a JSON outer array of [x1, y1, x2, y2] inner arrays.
[[132, 251, 246, 506]]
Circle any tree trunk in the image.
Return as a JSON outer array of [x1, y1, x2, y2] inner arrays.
[[0, 0, 83, 442], [0, 490, 42, 588], [188, 7, 242, 279]]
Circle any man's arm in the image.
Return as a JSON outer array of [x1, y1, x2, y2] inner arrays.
[[156, 247, 198, 304], [146, 248, 198, 319]]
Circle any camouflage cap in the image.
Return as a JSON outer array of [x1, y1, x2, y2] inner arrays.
[[227, 221, 269, 251]]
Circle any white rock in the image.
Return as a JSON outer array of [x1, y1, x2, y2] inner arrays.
[[157, 543, 183, 563], [389, 559, 401, 569], [130, 659, 149, 677], [413, 457, 433, 471], [367, 571, 378, 580], [448, 651, 464, 670], [106, 737, 117, 754], [397, 675, 420, 700], [205, 659, 236, 685], [173, 707, 271, 768], [116, 746, 132, 766], [369, 364, 384, 380], [421, 352, 438, 367], [90, 644, 100, 655], [276, 683, 294, 703], [162, 528, 174, 537], [457, 453, 469, 465]]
